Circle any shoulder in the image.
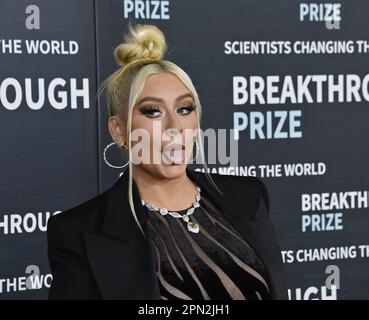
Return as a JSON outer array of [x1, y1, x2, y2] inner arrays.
[[223, 173, 270, 212], [198, 170, 268, 199], [224, 174, 267, 200], [46, 190, 109, 299], [47, 188, 110, 239], [194, 170, 270, 212]]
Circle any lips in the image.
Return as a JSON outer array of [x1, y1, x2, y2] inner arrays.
[[161, 143, 185, 164], [162, 143, 185, 152]]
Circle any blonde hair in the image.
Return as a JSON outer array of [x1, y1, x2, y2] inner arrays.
[[97, 22, 224, 237]]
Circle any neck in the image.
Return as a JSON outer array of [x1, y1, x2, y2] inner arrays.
[[131, 166, 197, 211]]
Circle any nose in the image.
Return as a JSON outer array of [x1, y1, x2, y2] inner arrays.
[[164, 112, 183, 138], [166, 128, 178, 136], [164, 128, 183, 146]]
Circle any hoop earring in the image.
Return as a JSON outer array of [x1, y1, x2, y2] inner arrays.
[[103, 141, 129, 169]]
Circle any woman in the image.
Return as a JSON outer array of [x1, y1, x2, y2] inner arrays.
[[47, 23, 287, 300]]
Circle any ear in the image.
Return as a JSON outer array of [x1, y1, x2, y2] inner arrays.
[[108, 115, 126, 146]]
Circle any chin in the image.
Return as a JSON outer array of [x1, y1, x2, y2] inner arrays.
[[160, 162, 187, 178]]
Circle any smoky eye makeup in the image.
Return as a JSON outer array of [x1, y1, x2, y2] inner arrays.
[[138, 105, 162, 117], [177, 103, 196, 114], [138, 101, 196, 118]]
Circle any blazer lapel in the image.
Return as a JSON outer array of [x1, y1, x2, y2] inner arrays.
[[225, 196, 287, 299], [82, 168, 160, 299], [82, 230, 160, 299]]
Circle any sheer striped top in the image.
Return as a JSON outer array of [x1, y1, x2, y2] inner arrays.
[[142, 195, 271, 300]]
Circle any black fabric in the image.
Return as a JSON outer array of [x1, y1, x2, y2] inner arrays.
[[143, 196, 271, 300], [47, 168, 288, 299]]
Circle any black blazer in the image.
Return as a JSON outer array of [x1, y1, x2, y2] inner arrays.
[[47, 167, 288, 300]]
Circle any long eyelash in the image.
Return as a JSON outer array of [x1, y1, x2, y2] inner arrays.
[[139, 104, 196, 117], [178, 104, 196, 112], [139, 106, 161, 115]]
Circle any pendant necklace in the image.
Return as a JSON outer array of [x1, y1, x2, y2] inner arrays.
[[141, 185, 201, 233]]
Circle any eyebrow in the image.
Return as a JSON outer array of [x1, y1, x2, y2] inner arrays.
[[137, 93, 194, 105]]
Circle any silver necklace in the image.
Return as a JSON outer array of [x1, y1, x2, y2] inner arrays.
[[141, 185, 201, 233]]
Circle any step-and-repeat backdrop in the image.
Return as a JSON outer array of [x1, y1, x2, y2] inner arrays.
[[0, 0, 368, 299]]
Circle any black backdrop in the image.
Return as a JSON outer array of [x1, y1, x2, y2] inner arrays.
[[0, 0, 368, 299]]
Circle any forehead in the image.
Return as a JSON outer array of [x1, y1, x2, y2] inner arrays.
[[139, 72, 191, 98]]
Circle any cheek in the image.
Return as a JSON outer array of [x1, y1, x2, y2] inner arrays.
[[182, 114, 199, 148], [131, 116, 161, 153], [187, 113, 199, 135], [182, 112, 198, 129], [132, 118, 152, 132]]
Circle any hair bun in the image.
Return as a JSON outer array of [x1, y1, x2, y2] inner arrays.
[[114, 23, 167, 66]]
